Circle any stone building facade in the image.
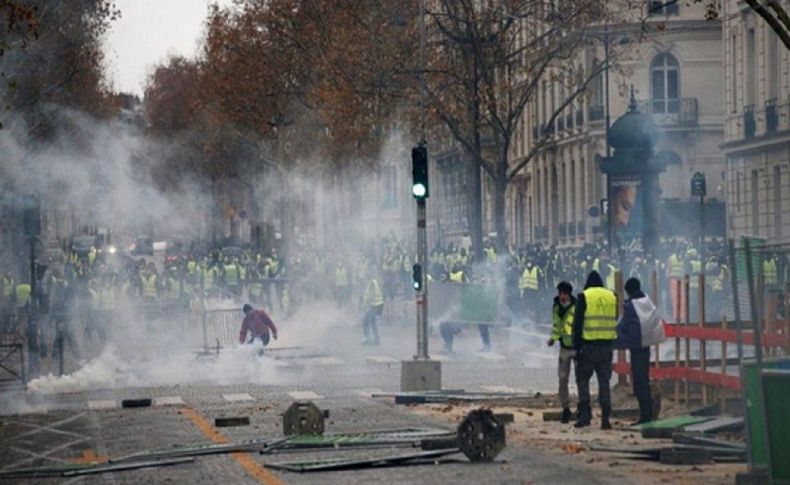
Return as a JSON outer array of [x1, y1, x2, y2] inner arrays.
[[505, 2, 726, 248], [722, 0, 790, 242]]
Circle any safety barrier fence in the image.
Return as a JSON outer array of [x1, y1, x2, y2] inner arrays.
[[613, 266, 790, 405]]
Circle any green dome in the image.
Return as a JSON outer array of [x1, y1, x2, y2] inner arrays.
[[607, 89, 659, 152]]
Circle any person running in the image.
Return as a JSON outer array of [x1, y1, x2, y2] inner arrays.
[[239, 303, 278, 355]]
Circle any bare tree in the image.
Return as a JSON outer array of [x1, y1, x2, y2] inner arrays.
[[423, 0, 637, 252]]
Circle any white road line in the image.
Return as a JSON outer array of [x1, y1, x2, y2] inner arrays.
[[222, 393, 255, 402], [476, 352, 507, 361], [430, 354, 451, 362], [154, 396, 185, 406], [366, 355, 399, 364], [480, 385, 529, 394], [354, 388, 384, 397], [309, 357, 344, 365], [87, 400, 118, 410], [287, 390, 324, 400]]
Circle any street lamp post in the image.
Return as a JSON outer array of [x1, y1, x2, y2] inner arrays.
[[400, 0, 441, 391]]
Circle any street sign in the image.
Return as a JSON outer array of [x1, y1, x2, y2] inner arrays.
[[691, 172, 707, 197]]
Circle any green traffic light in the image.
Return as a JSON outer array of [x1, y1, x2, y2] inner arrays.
[[412, 183, 427, 198]]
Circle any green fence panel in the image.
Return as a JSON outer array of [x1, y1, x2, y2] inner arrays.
[[459, 284, 498, 323], [762, 370, 790, 484], [742, 358, 790, 470]]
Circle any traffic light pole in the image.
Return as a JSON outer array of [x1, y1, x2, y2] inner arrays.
[[416, 198, 429, 360]]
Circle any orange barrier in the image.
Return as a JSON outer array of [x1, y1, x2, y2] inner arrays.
[[614, 320, 789, 393]]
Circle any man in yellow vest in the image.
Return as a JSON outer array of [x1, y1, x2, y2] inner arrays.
[[518, 258, 542, 320], [362, 274, 384, 346], [572, 270, 618, 429], [763, 253, 778, 290], [548, 281, 577, 423]]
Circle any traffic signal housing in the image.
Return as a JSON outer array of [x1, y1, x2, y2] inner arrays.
[[412, 263, 423, 291], [412, 145, 429, 199]]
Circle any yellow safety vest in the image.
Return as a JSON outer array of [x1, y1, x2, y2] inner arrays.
[[202, 267, 215, 289], [605, 264, 617, 291], [224, 264, 239, 286], [689, 260, 702, 288], [365, 279, 384, 307], [669, 254, 685, 279], [449, 271, 464, 283], [142, 274, 158, 298], [1, 277, 13, 297], [519, 267, 540, 293], [582, 287, 617, 341], [15, 284, 31, 308], [187, 261, 197, 274], [763, 259, 778, 285], [166, 277, 181, 299], [484, 247, 497, 263], [335, 267, 349, 287], [551, 303, 576, 348]]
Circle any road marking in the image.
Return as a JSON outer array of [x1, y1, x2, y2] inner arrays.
[[366, 355, 398, 364], [87, 400, 118, 410], [431, 354, 451, 362], [71, 449, 110, 464], [154, 396, 185, 406], [287, 390, 324, 400], [179, 407, 283, 485], [480, 385, 529, 394], [309, 357, 343, 365], [222, 393, 254, 402], [354, 388, 384, 397], [476, 352, 507, 361]]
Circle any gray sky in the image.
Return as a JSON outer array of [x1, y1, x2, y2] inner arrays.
[[103, 0, 234, 96]]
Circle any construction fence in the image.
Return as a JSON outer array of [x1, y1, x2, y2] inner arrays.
[[613, 238, 790, 406]]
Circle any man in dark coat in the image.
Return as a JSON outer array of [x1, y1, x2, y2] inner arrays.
[[615, 278, 665, 424]]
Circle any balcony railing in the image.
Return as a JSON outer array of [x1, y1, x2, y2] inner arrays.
[[765, 99, 778, 134], [744, 105, 756, 139], [588, 104, 605, 122], [636, 98, 698, 127]]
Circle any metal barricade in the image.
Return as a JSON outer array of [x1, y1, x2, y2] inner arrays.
[[200, 308, 245, 350]]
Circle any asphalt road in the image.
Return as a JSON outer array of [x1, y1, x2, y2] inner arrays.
[[0, 305, 621, 484]]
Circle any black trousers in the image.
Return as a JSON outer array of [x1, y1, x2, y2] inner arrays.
[[576, 342, 613, 416], [630, 347, 652, 421]]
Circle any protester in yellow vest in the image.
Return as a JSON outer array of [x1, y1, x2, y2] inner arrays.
[[362, 276, 384, 346], [548, 281, 577, 423], [572, 271, 617, 430]]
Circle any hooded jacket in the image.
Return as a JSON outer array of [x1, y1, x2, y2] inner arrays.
[[615, 292, 665, 350], [551, 294, 577, 349], [572, 271, 616, 348]]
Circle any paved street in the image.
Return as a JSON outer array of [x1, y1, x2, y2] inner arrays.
[[0, 309, 624, 484]]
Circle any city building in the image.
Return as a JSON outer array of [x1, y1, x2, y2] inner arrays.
[[506, 2, 726, 249], [722, 0, 790, 242]]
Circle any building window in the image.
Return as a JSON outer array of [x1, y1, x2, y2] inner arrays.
[[751, 170, 759, 235], [746, 28, 756, 106], [381, 165, 397, 210], [730, 34, 738, 113], [651, 53, 680, 113], [648, 0, 679, 16], [767, 29, 780, 102]]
